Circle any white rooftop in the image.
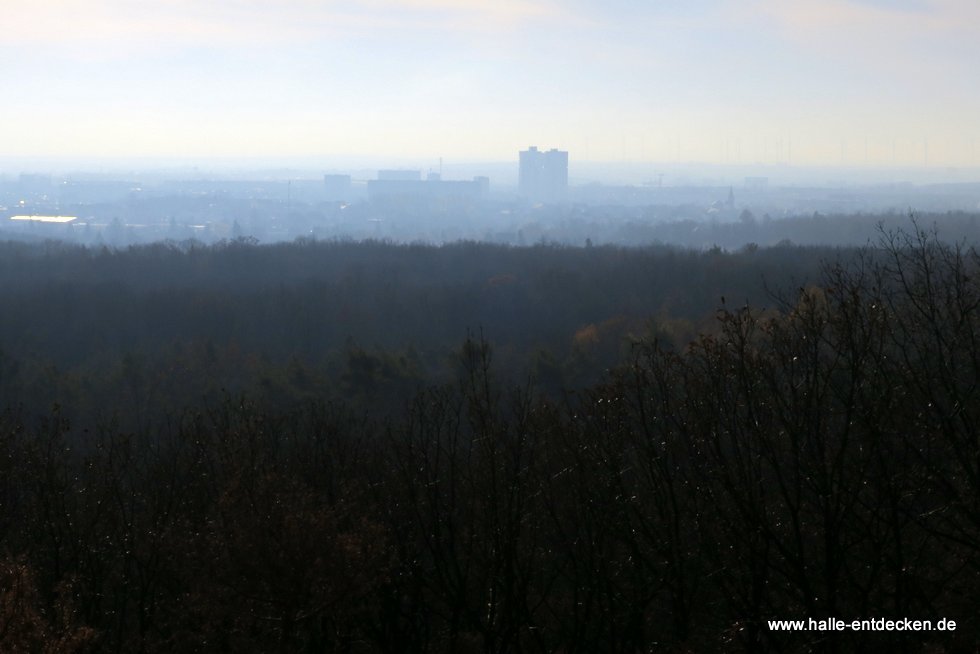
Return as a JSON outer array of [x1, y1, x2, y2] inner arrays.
[[10, 215, 77, 224]]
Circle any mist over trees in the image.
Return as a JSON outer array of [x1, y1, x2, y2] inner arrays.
[[1, 220, 979, 651], [0, 236, 836, 425]]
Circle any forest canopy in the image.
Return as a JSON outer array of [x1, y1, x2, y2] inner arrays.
[[1, 219, 978, 651]]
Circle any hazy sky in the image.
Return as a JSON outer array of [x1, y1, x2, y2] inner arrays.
[[4, 0, 979, 167]]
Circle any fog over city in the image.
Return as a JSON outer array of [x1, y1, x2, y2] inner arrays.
[[4, 154, 980, 248], [5, 1, 980, 247]]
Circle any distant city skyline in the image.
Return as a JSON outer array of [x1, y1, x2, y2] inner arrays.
[[4, 1, 980, 169]]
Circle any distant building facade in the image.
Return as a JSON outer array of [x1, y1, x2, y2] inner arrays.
[[323, 174, 352, 201], [377, 170, 422, 182], [367, 173, 489, 203], [519, 146, 568, 201]]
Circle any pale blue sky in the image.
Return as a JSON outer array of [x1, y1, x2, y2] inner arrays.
[[3, 0, 979, 166]]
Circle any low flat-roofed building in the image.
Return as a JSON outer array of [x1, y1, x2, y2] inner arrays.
[[10, 215, 77, 224], [377, 170, 422, 182], [324, 174, 352, 201], [367, 177, 488, 202]]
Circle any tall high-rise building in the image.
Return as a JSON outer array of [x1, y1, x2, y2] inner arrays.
[[519, 146, 568, 201]]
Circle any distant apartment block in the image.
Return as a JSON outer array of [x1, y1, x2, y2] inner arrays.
[[368, 170, 489, 202], [519, 146, 568, 201], [323, 174, 352, 202], [377, 170, 422, 182]]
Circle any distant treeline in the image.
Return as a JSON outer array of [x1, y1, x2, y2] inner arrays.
[[1, 222, 979, 651], [3, 203, 979, 250], [0, 234, 837, 425], [603, 208, 980, 250]]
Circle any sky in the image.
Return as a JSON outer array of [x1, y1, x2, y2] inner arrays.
[[3, 0, 980, 168]]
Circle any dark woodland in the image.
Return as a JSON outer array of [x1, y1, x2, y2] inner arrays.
[[1, 219, 979, 652]]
